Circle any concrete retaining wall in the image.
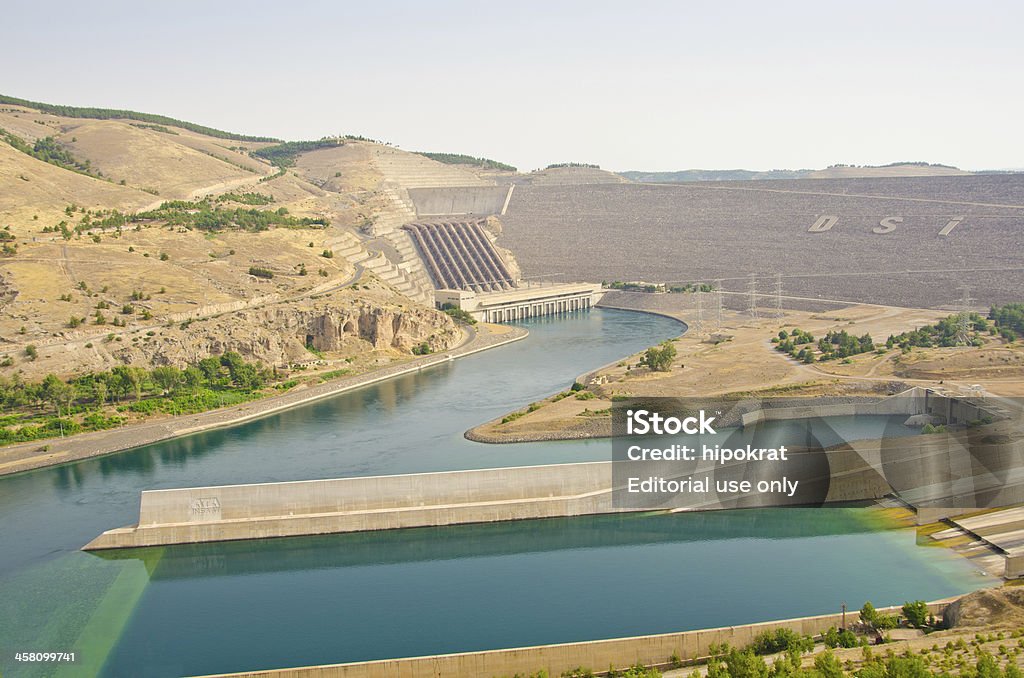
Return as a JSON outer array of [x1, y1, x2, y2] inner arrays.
[[740, 389, 929, 427], [85, 462, 623, 550], [197, 602, 952, 678], [85, 445, 896, 550]]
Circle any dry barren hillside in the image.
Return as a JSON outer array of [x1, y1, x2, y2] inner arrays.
[[0, 99, 485, 380]]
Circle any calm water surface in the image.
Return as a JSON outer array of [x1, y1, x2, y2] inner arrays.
[[0, 310, 995, 677]]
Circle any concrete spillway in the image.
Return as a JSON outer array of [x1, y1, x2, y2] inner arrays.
[[403, 220, 516, 291]]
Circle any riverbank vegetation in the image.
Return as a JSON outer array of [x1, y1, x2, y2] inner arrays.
[[0, 353, 274, 445], [525, 598, 1013, 678], [440, 304, 477, 325]]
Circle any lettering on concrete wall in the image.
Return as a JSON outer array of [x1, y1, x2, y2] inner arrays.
[[190, 496, 222, 520], [939, 216, 965, 236], [873, 216, 903, 234], [808, 215, 839, 232], [807, 215, 968, 235]]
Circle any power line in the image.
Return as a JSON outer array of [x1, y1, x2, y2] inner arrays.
[[713, 279, 723, 329], [747, 274, 759, 320], [774, 272, 784, 318], [694, 282, 704, 335], [955, 284, 974, 346]]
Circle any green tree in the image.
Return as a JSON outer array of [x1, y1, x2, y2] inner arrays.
[[709, 647, 769, 678], [151, 366, 183, 395], [182, 366, 204, 394], [93, 380, 108, 407], [813, 651, 843, 678], [901, 600, 929, 628], [112, 365, 146, 401], [882, 656, 930, 678], [41, 374, 75, 416], [640, 341, 677, 372]]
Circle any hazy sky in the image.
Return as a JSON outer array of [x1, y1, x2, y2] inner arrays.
[[3, 1, 1022, 172]]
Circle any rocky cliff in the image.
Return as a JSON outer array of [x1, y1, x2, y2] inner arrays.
[[116, 295, 461, 368], [11, 288, 462, 378]]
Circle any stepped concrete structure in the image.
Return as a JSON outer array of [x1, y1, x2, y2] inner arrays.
[[368, 146, 494, 189]]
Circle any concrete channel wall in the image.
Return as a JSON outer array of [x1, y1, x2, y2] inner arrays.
[[740, 388, 928, 427], [198, 602, 952, 678], [85, 462, 622, 550], [85, 446, 894, 550], [740, 387, 1002, 430]]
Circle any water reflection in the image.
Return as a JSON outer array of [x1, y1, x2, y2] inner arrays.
[[92, 509, 892, 581]]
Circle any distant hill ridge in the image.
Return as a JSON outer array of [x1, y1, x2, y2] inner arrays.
[[0, 93, 280, 143], [620, 162, 974, 183]]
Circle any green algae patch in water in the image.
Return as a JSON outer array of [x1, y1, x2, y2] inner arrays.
[[0, 550, 154, 678]]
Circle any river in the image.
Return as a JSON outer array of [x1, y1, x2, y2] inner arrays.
[[0, 309, 995, 677]]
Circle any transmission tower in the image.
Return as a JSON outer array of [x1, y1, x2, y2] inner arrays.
[[954, 284, 974, 345], [694, 283, 704, 335], [774, 273, 784, 318], [713, 279, 723, 329], [747, 274, 759, 319]]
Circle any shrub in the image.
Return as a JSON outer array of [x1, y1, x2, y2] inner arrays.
[[248, 266, 274, 279], [750, 628, 813, 655]]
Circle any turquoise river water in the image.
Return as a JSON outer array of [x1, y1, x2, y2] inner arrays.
[[0, 309, 996, 677]]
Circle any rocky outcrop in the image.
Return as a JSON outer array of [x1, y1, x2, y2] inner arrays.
[[111, 293, 461, 368], [944, 588, 1024, 629]]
